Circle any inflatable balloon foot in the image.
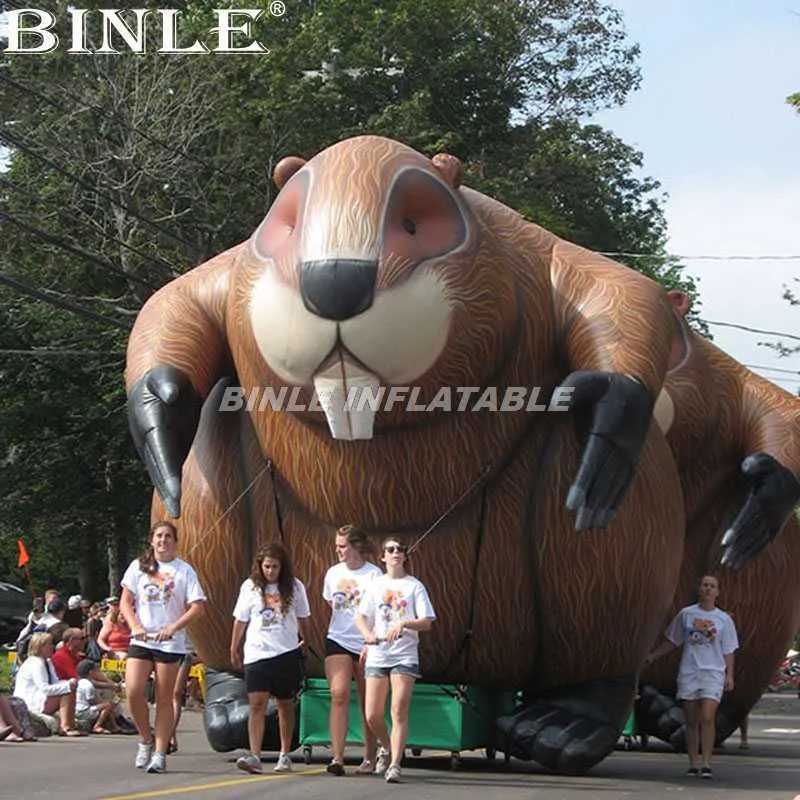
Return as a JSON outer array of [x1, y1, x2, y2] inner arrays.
[[495, 679, 636, 775], [635, 684, 685, 749], [202, 668, 296, 753]]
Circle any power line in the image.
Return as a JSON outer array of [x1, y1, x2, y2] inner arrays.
[[602, 252, 800, 261], [0, 175, 179, 280], [743, 364, 800, 375], [0, 271, 131, 331], [0, 70, 267, 196], [0, 128, 198, 251], [0, 349, 124, 356], [0, 209, 160, 292], [703, 319, 800, 342]]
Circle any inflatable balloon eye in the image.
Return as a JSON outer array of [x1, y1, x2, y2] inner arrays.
[[380, 168, 468, 273]]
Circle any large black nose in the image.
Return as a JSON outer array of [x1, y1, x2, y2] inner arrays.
[[299, 259, 378, 321]]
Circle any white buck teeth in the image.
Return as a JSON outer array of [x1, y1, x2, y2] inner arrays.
[[312, 368, 381, 441]]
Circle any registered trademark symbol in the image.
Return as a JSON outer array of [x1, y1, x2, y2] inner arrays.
[[269, 0, 286, 15]]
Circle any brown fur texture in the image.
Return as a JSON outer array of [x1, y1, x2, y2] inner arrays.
[[127, 136, 686, 697], [643, 296, 800, 724]]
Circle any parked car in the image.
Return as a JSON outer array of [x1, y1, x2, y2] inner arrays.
[[0, 581, 30, 644]]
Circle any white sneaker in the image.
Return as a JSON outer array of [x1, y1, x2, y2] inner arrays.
[[145, 752, 167, 773], [135, 741, 153, 769], [274, 753, 293, 772], [375, 747, 391, 775], [385, 764, 402, 783], [236, 753, 263, 774]]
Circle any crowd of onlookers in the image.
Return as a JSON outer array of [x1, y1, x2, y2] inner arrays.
[[1, 586, 199, 745]]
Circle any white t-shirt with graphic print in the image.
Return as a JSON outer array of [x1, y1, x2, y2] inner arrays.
[[359, 574, 436, 669], [121, 557, 206, 654], [233, 578, 311, 665], [76, 678, 96, 714], [323, 561, 382, 654], [666, 603, 739, 677]]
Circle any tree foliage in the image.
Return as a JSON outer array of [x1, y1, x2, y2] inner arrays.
[[0, 0, 698, 597]]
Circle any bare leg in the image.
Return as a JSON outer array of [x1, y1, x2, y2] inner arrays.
[[170, 656, 191, 752], [364, 677, 391, 755], [354, 659, 377, 763], [125, 657, 154, 744], [388, 674, 415, 769], [683, 700, 700, 768], [152, 661, 181, 756], [247, 692, 269, 758], [699, 699, 718, 767], [325, 655, 353, 764], [739, 715, 749, 748], [276, 698, 294, 754]]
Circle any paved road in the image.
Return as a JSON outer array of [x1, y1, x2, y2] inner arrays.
[[2, 694, 800, 800]]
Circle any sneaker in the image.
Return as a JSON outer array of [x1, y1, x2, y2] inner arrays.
[[700, 766, 713, 779], [385, 764, 402, 783], [685, 766, 699, 776], [274, 753, 293, 772], [326, 760, 345, 776], [145, 752, 167, 774], [354, 759, 374, 775], [236, 754, 263, 774], [375, 747, 390, 775], [135, 741, 153, 769]]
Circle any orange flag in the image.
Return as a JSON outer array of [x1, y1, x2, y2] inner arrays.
[[17, 539, 30, 568]]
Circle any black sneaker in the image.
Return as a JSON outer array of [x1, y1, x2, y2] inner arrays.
[[700, 766, 713, 779], [326, 761, 345, 776], [686, 767, 700, 776]]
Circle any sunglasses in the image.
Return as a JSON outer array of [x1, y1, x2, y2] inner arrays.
[[384, 545, 407, 554]]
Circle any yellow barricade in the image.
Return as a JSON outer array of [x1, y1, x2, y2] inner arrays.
[[99, 657, 206, 700]]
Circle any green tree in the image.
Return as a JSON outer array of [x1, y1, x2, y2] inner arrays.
[[0, 0, 698, 592]]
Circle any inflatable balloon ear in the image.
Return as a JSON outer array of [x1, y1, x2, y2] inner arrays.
[[431, 153, 463, 188], [667, 290, 691, 316], [273, 156, 307, 189]]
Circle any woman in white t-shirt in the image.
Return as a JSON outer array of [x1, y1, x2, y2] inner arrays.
[[230, 542, 311, 776], [356, 537, 436, 784], [120, 521, 207, 775], [645, 574, 739, 779], [322, 524, 382, 776]]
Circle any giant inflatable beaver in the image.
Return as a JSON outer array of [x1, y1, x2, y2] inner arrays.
[[125, 135, 687, 774], [639, 290, 800, 746]]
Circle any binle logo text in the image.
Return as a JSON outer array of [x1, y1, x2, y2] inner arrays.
[[2, 8, 285, 55]]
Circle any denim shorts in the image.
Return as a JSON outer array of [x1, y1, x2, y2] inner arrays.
[[364, 663, 420, 679]]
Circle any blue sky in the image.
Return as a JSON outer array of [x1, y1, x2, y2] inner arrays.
[[594, 0, 800, 393]]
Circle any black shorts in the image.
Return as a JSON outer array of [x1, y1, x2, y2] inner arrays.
[[127, 643, 185, 664], [325, 637, 360, 660], [244, 648, 302, 699]]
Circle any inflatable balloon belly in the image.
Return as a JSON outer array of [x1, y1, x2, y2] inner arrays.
[[126, 135, 686, 774]]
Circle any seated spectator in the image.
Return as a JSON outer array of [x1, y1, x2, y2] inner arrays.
[[39, 599, 69, 646], [75, 660, 122, 735], [65, 595, 84, 628], [0, 693, 35, 742], [12, 632, 85, 737], [97, 597, 131, 660], [52, 628, 119, 693], [15, 597, 45, 643]]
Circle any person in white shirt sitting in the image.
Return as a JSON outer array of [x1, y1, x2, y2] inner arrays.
[[74, 659, 122, 734], [356, 538, 436, 784], [12, 631, 84, 736]]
